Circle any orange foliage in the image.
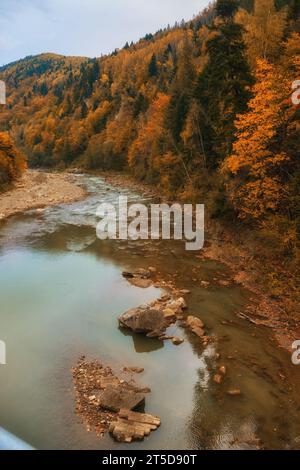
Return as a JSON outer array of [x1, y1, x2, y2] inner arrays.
[[0, 132, 27, 188], [223, 59, 290, 220]]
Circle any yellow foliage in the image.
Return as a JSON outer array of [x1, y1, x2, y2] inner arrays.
[[236, 0, 288, 67]]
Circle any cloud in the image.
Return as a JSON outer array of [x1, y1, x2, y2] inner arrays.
[[0, 0, 209, 66]]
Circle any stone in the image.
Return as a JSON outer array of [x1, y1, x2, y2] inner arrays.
[[136, 268, 152, 279], [186, 316, 205, 337], [97, 376, 120, 390], [160, 294, 171, 302], [214, 374, 223, 384], [122, 271, 134, 279], [119, 409, 161, 427], [166, 297, 187, 314], [128, 278, 153, 288], [109, 409, 161, 443], [122, 269, 153, 288], [227, 389, 241, 396], [123, 367, 144, 374], [119, 306, 166, 335], [163, 308, 177, 323], [200, 281, 210, 288], [159, 335, 174, 341], [35, 208, 45, 214], [218, 279, 231, 287], [146, 330, 164, 338], [148, 267, 157, 274], [219, 366, 227, 375], [97, 384, 146, 412], [172, 337, 184, 346], [135, 386, 151, 394]]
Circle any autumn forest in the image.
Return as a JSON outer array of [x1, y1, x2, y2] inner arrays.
[[1, 0, 300, 453], [0, 0, 299, 286]]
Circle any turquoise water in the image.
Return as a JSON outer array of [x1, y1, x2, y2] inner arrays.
[[0, 175, 299, 450]]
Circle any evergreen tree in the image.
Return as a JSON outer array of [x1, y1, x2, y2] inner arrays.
[[167, 37, 196, 144], [196, 0, 253, 166], [148, 54, 158, 77]]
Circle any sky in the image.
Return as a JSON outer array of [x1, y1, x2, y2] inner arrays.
[[0, 0, 209, 66]]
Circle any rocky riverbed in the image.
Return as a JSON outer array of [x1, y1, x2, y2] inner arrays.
[[0, 170, 85, 221], [72, 357, 160, 443]]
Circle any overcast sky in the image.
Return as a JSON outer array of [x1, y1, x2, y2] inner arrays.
[[0, 0, 209, 66]]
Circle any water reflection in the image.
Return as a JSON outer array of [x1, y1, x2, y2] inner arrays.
[[119, 328, 164, 354]]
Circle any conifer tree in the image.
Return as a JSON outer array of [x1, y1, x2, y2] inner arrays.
[[196, 0, 253, 165], [148, 54, 158, 77]]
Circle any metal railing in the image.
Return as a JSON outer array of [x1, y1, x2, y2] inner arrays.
[[0, 427, 34, 451]]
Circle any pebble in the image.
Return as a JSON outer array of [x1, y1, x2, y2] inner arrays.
[[172, 337, 184, 346], [214, 374, 223, 384], [227, 389, 241, 396]]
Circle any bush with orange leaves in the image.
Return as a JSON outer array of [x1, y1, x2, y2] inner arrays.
[[0, 132, 27, 190]]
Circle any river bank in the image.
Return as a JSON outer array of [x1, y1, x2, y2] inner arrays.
[[202, 221, 300, 353], [0, 170, 86, 221]]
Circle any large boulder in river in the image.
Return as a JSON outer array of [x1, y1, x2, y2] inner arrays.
[[97, 384, 146, 412], [118, 306, 166, 335]]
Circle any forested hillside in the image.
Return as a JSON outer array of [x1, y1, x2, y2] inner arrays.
[[0, 0, 299, 259]]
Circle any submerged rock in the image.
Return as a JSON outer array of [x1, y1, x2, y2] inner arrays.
[[122, 268, 154, 288], [128, 278, 153, 288], [123, 366, 144, 374]]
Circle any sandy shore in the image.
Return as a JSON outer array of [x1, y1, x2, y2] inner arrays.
[[0, 170, 86, 221]]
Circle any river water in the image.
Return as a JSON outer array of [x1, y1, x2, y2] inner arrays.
[[0, 174, 299, 450]]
